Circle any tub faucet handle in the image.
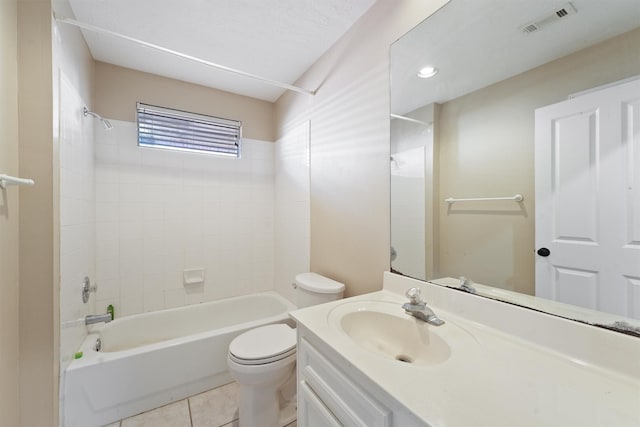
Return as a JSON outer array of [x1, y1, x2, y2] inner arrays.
[[81, 276, 97, 304]]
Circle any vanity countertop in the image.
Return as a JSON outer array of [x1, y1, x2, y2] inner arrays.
[[290, 274, 640, 427]]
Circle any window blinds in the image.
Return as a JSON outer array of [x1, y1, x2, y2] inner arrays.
[[136, 103, 241, 157]]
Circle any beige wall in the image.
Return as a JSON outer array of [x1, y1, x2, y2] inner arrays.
[[95, 62, 276, 142], [0, 0, 21, 424], [437, 27, 640, 295], [275, 0, 449, 297], [18, 0, 58, 426]]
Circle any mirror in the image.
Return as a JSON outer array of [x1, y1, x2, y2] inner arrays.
[[390, 0, 640, 333]]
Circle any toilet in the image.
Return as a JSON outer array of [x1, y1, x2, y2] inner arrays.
[[227, 273, 345, 427]]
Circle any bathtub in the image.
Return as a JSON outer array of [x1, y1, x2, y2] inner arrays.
[[63, 291, 296, 427]]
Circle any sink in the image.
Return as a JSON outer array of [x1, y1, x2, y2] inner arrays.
[[328, 301, 451, 366]]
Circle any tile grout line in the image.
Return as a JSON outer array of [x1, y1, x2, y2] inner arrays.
[[187, 397, 194, 427]]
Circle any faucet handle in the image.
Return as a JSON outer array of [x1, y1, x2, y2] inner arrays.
[[405, 287, 424, 305], [81, 276, 98, 304]]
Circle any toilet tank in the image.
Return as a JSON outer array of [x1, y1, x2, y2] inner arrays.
[[294, 273, 345, 308]]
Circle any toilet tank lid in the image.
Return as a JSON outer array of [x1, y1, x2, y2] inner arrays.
[[295, 272, 345, 294]]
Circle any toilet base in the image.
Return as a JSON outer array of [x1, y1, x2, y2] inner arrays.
[[230, 352, 297, 427], [279, 399, 297, 426], [237, 382, 296, 427]]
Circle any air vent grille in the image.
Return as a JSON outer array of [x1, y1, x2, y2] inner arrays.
[[520, 2, 578, 34]]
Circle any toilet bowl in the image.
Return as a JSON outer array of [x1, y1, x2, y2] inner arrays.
[[227, 273, 345, 427], [227, 323, 297, 427]]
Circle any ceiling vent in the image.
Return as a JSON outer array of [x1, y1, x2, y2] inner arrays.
[[520, 2, 578, 34]]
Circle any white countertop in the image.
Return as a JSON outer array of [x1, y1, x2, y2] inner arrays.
[[290, 274, 640, 427]]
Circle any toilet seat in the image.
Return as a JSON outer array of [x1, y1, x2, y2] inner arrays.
[[229, 324, 296, 366], [229, 347, 296, 365]]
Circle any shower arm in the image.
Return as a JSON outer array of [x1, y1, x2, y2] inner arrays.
[[83, 107, 113, 130]]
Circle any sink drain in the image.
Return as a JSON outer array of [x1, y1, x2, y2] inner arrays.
[[395, 354, 413, 363]]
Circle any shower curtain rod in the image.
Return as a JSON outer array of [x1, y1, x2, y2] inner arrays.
[[54, 14, 316, 97], [390, 114, 431, 127]]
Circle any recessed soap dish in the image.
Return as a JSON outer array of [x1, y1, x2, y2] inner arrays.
[[183, 268, 205, 286]]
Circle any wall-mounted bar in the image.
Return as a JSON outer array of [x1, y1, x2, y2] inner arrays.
[[445, 194, 524, 203], [0, 174, 35, 189], [54, 14, 316, 97]]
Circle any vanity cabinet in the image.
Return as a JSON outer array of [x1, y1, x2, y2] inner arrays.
[[296, 326, 424, 427]]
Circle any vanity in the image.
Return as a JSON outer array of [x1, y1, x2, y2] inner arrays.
[[290, 272, 640, 427], [290, 0, 640, 425]]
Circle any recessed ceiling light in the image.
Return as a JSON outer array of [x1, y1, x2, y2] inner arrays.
[[417, 66, 438, 79]]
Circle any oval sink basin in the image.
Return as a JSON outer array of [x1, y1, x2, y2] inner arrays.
[[329, 301, 451, 366]]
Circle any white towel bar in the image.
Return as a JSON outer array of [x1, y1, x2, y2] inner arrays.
[[0, 174, 35, 189], [445, 194, 523, 203]]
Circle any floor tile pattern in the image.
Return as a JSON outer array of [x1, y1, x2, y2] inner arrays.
[[103, 382, 297, 427]]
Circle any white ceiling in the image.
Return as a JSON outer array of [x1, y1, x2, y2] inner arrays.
[[63, 0, 376, 102], [391, 0, 640, 115]]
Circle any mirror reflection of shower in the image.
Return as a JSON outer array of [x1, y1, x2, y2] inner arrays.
[[83, 106, 113, 130], [390, 108, 436, 280]]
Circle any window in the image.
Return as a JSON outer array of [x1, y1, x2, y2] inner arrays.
[[136, 102, 241, 157]]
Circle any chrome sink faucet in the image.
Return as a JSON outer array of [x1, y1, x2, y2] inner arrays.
[[402, 287, 445, 326], [85, 313, 112, 325], [459, 276, 476, 294]]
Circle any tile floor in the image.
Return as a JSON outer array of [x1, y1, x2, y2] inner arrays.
[[102, 382, 297, 427]]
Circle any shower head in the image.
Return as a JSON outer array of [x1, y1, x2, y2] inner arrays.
[[83, 106, 113, 130]]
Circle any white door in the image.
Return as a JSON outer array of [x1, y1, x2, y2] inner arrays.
[[535, 78, 640, 319]]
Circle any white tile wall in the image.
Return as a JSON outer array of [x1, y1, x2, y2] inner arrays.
[[95, 120, 275, 316], [59, 74, 96, 370], [275, 121, 311, 303]]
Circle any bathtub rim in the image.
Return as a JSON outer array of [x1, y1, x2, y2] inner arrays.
[[69, 290, 296, 368]]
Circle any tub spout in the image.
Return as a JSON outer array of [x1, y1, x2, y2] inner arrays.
[[85, 313, 112, 325]]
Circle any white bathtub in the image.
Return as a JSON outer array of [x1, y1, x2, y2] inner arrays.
[[63, 291, 296, 427]]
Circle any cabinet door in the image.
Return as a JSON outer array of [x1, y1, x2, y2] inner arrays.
[[298, 380, 342, 427], [298, 338, 392, 427]]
